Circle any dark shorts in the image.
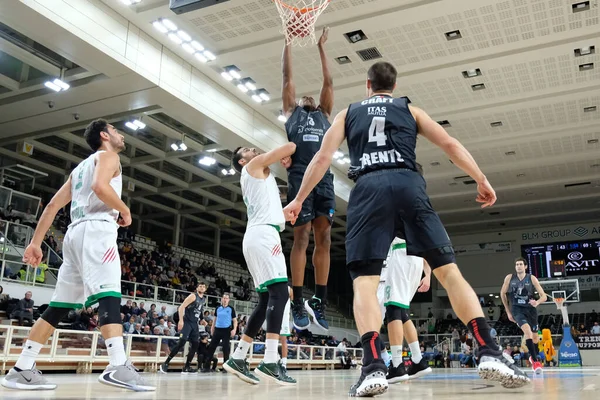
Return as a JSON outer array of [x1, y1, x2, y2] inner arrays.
[[512, 306, 538, 331], [346, 169, 453, 269], [180, 321, 199, 342], [288, 171, 335, 227]]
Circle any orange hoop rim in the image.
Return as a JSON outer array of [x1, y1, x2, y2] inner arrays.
[[273, 0, 331, 14], [554, 298, 565, 305]]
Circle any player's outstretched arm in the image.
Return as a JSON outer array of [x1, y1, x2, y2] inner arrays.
[[282, 42, 296, 118], [530, 276, 548, 306], [500, 274, 514, 321], [411, 106, 496, 208], [246, 143, 297, 179], [284, 109, 346, 223], [317, 27, 333, 118], [92, 151, 130, 222], [23, 176, 73, 266]]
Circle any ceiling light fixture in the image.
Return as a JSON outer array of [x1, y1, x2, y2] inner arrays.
[[241, 78, 257, 91], [190, 41, 204, 51], [203, 51, 216, 61], [257, 89, 270, 101], [579, 62, 594, 71], [445, 30, 462, 40], [237, 84, 249, 93], [471, 83, 486, 91], [161, 19, 178, 32], [125, 121, 138, 130], [176, 30, 192, 42], [221, 71, 233, 81], [206, 148, 218, 153], [491, 121, 503, 127], [121, 0, 141, 5], [168, 32, 183, 45], [251, 94, 262, 103], [575, 46, 595, 57], [221, 168, 236, 176], [584, 106, 597, 112], [152, 20, 168, 33], [171, 143, 179, 151], [199, 156, 216, 166], [462, 68, 482, 78], [194, 52, 208, 63], [181, 42, 195, 54], [44, 78, 70, 92], [588, 139, 599, 144], [224, 65, 241, 80]]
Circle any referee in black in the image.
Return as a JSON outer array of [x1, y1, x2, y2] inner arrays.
[[204, 293, 237, 372]]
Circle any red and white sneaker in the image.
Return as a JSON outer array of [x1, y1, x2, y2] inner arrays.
[[532, 360, 543, 375]]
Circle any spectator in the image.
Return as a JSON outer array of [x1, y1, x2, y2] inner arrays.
[[158, 305, 168, 318], [592, 322, 600, 335], [579, 324, 588, 334], [137, 302, 147, 316], [88, 314, 99, 331], [121, 300, 133, 317], [487, 306, 494, 320], [11, 291, 34, 326], [236, 276, 244, 287], [124, 316, 136, 334], [136, 311, 148, 327], [2, 205, 17, 222], [22, 208, 37, 229]]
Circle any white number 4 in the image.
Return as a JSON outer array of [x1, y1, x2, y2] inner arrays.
[[368, 116, 387, 146]]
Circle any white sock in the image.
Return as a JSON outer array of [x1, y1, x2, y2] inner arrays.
[[391, 345, 403, 368], [381, 349, 391, 365], [409, 341, 422, 363], [264, 339, 279, 364], [15, 340, 43, 370], [105, 336, 127, 366], [281, 357, 287, 368], [232, 340, 251, 360]]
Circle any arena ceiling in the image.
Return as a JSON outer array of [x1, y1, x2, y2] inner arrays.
[[0, 0, 599, 260]]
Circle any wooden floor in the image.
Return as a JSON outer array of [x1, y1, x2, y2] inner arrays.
[[1, 368, 599, 399]]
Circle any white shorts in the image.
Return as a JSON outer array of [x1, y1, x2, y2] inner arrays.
[[377, 281, 386, 321], [242, 225, 288, 292], [384, 240, 423, 309], [262, 298, 291, 336], [50, 220, 121, 309]]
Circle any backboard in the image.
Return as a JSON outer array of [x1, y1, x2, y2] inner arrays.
[[538, 279, 580, 304]]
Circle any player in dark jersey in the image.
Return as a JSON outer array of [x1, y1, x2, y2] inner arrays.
[[500, 257, 547, 374], [281, 27, 335, 331], [159, 282, 206, 374], [283, 61, 530, 396]]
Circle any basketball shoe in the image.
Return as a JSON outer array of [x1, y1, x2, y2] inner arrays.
[[223, 358, 259, 385], [98, 360, 155, 391], [407, 358, 432, 380], [255, 360, 296, 386], [386, 363, 409, 383], [305, 296, 329, 330], [349, 360, 388, 397], [181, 365, 198, 375], [292, 299, 310, 330], [158, 362, 169, 374], [529, 357, 543, 375], [278, 362, 297, 385], [1, 365, 57, 390], [478, 349, 530, 388]]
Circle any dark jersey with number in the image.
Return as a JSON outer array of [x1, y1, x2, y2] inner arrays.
[[183, 293, 205, 324], [509, 274, 534, 307], [344, 95, 417, 181], [285, 105, 332, 177]]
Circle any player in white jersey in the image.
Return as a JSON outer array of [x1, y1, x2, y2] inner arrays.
[[223, 143, 297, 386], [1, 120, 154, 392], [379, 237, 432, 383]]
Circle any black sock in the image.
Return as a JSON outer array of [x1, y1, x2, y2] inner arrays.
[[292, 286, 303, 302], [315, 284, 327, 302], [361, 331, 384, 366], [526, 339, 538, 360], [468, 317, 496, 350]]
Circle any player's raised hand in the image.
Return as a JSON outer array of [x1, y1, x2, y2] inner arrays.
[[283, 199, 302, 225], [23, 244, 43, 267], [318, 27, 329, 46], [476, 178, 496, 208], [280, 156, 292, 169]]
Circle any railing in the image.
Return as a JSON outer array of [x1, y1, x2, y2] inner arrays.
[[0, 325, 363, 371]]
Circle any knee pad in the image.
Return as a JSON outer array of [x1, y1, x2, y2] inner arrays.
[[41, 306, 71, 328], [245, 291, 269, 338], [347, 260, 384, 281], [385, 305, 405, 323], [98, 296, 123, 326], [421, 246, 456, 269], [265, 282, 289, 334]]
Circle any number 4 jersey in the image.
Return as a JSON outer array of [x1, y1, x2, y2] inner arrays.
[[344, 95, 418, 181]]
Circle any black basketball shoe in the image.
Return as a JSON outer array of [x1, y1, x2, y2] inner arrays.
[[349, 361, 388, 397], [478, 348, 530, 388], [407, 358, 432, 380], [386, 363, 409, 384]]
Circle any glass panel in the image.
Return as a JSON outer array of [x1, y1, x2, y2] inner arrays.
[[0, 186, 11, 210], [9, 191, 41, 215]]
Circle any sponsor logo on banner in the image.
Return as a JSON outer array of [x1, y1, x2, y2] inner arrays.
[[575, 334, 600, 350], [521, 225, 600, 241], [558, 326, 582, 367]]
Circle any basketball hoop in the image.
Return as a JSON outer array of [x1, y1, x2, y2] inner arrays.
[[554, 297, 565, 311], [273, 0, 331, 46]]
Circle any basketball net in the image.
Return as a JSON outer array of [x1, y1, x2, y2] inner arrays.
[[554, 298, 570, 326], [273, 0, 331, 46]]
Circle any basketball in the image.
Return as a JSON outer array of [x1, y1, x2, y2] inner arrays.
[[286, 11, 313, 38]]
